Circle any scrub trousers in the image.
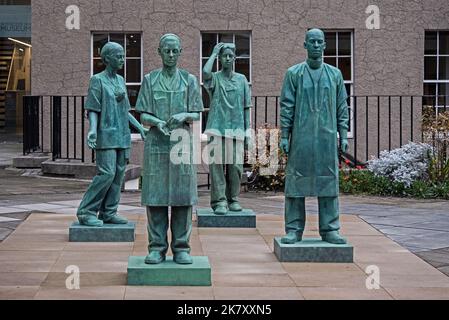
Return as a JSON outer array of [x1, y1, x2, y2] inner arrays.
[[284, 196, 341, 237], [77, 148, 127, 222]]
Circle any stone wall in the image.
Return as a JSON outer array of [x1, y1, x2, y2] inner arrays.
[[30, 0, 449, 164]]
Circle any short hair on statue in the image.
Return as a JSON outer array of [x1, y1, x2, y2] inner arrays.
[[100, 42, 123, 65], [219, 43, 236, 56], [159, 33, 182, 48]]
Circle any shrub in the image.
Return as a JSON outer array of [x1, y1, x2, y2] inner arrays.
[[367, 142, 432, 187]]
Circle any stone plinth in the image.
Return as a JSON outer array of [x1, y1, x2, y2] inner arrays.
[[69, 221, 135, 242], [127, 256, 211, 286], [274, 237, 353, 263], [196, 208, 256, 228]]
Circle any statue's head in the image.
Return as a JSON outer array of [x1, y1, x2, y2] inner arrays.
[[101, 42, 125, 71], [219, 43, 236, 70], [304, 28, 326, 60], [158, 33, 182, 68]]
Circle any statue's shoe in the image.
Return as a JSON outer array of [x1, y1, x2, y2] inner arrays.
[[173, 252, 193, 264], [321, 231, 347, 244], [280, 232, 302, 244], [144, 251, 166, 264], [228, 202, 242, 211], [78, 215, 103, 227], [214, 205, 228, 215], [102, 214, 128, 224]]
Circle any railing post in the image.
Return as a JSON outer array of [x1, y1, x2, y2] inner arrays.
[[366, 96, 369, 162], [254, 97, 258, 131], [52, 96, 62, 161], [354, 96, 358, 165], [23, 96, 41, 155], [81, 96, 85, 163], [22, 95, 29, 155]]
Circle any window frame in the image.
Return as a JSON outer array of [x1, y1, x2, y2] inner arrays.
[[423, 30, 449, 110], [90, 32, 143, 88], [322, 29, 355, 139]]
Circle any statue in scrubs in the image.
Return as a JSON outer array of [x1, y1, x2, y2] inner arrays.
[[135, 34, 203, 264], [279, 29, 349, 244], [203, 43, 251, 215], [77, 42, 148, 227]]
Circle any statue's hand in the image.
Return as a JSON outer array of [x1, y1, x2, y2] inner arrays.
[[167, 113, 188, 129], [212, 42, 225, 57], [280, 138, 290, 155], [340, 138, 349, 153], [87, 130, 97, 149], [140, 127, 149, 141], [156, 121, 170, 136]]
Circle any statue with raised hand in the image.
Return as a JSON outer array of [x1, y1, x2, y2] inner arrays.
[[279, 28, 349, 244], [135, 34, 203, 264], [203, 42, 251, 215], [77, 42, 148, 227]]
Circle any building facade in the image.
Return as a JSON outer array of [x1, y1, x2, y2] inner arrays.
[[21, 0, 449, 165]]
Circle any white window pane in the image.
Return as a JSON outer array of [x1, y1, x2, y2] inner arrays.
[[424, 56, 438, 80], [324, 32, 336, 56], [235, 33, 250, 57], [425, 31, 438, 55], [202, 33, 216, 57], [219, 33, 233, 43], [439, 31, 449, 55], [338, 32, 351, 56], [126, 34, 141, 57], [93, 33, 108, 58]]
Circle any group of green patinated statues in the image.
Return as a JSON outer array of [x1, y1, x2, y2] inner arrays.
[[76, 28, 349, 265]]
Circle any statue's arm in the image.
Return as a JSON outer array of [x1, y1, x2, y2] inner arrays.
[[128, 112, 144, 130], [140, 112, 164, 127], [280, 68, 297, 139], [128, 112, 148, 140], [203, 43, 224, 81], [87, 111, 98, 149], [336, 71, 349, 152]]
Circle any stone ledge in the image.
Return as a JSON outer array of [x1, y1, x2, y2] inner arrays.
[[127, 256, 211, 286], [13, 154, 50, 168], [41, 159, 141, 180], [274, 237, 354, 263], [196, 208, 256, 228], [69, 221, 135, 242]]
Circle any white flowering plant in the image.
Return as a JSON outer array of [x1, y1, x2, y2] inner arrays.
[[367, 142, 432, 187]]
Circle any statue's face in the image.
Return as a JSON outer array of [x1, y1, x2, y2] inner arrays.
[[304, 30, 326, 60], [158, 39, 181, 68], [219, 48, 235, 70], [105, 47, 125, 71]]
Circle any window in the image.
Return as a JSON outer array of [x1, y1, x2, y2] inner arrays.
[[200, 32, 251, 85], [424, 31, 449, 108], [91, 32, 142, 107], [323, 30, 354, 138]]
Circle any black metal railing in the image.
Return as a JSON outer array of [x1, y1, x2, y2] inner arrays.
[[249, 95, 446, 165], [23, 96, 52, 155], [23, 94, 448, 166], [51, 96, 94, 162], [23, 95, 94, 163]]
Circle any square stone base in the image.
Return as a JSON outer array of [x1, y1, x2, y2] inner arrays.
[[69, 222, 135, 242], [274, 237, 353, 263], [196, 208, 256, 228], [127, 256, 211, 286]]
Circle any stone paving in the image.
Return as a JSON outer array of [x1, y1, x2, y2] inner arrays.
[[1, 165, 449, 298], [1, 209, 449, 300], [0, 140, 22, 168]]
